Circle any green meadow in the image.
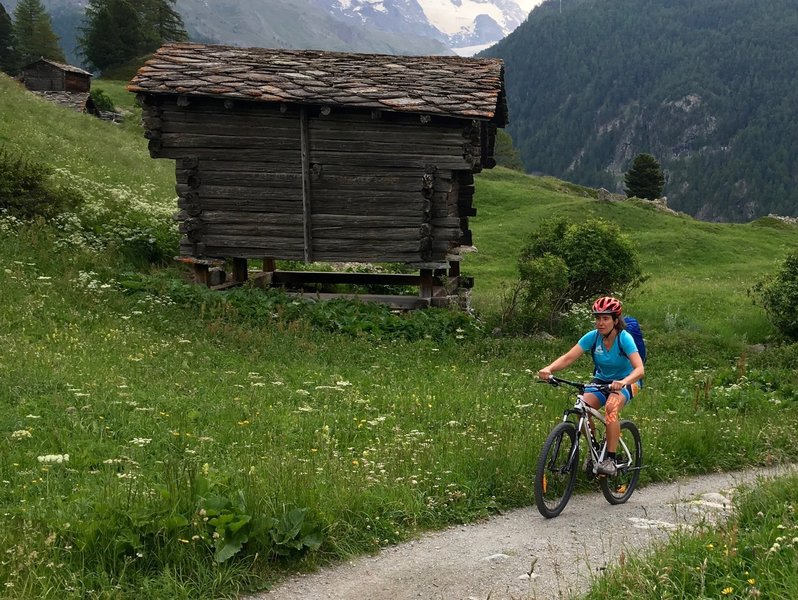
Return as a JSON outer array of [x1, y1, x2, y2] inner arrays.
[[1, 75, 797, 598]]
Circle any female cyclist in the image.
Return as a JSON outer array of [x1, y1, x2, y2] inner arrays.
[[537, 296, 645, 476]]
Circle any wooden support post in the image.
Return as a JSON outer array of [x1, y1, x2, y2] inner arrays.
[[448, 261, 461, 279], [299, 107, 313, 263], [232, 258, 248, 283], [420, 269, 434, 299], [261, 257, 276, 287], [193, 264, 210, 287]]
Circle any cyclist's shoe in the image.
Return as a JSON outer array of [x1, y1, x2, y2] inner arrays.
[[596, 458, 617, 477]]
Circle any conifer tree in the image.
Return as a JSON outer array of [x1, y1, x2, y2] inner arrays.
[[12, 0, 64, 65], [79, 0, 187, 74], [142, 0, 187, 47], [624, 153, 665, 200], [79, 0, 145, 72], [0, 2, 19, 74]]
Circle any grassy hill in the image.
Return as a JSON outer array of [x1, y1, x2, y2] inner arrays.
[[1, 74, 797, 598]]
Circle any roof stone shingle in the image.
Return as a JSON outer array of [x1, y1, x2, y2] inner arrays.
[[128, 43, 507, 125]]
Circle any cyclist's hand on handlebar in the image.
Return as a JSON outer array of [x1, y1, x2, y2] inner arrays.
[[538, 368, 552, 381], [610, 380, 624, 392]]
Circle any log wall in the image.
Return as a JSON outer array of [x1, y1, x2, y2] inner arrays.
[[142, 96, 480, 264], [22, 63, 90, 93]]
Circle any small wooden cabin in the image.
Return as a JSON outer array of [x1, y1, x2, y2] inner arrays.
[[20, 58, 92, 93], [128, 43, 507, 308]]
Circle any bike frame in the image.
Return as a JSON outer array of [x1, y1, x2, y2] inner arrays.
[[549, 377, 638, 475]]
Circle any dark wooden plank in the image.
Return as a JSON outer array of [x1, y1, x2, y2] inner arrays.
[[204, 223, 304, 237], [160, 120, 301, 139], [300, 106, 313, 262], [312, 239, 420, 253], [199, 160, 303, 173], [310, 139, 471, 156], [311, 188, 425, 202], [312, 251, 421, 263], [161, 133, 301, 150], [311, 227, 422, 241], [153, 147, 304, 161], [312, 214, 420, 227], [194, 198, 303, 213], [308, 151, 475, 170], [177, 171, 303, 187], [200, 211, 304, 225], [179, 184, 304, 201], [203, 247, 306, 260]]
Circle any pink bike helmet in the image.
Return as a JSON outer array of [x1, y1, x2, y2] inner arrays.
[[592, 296, 622, 317]]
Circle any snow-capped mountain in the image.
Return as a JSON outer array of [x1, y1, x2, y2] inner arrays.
[[328, 0, 544, 55], [12, 0, 546, 67]]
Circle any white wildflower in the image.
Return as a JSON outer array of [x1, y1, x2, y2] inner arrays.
[[37, 454, 69, 464]]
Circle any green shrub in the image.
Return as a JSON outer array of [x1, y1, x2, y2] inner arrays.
[[752, 249, 798, 340], [89, 88, 116, 112], [0, 147, 84, 219], [504, 217, 644, 331]]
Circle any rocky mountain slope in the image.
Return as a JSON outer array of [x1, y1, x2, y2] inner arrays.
[[483, 0, 798, 221]]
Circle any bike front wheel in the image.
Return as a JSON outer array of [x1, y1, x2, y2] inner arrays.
[[534, 421, 579, 518], [600, 419, 642, 505]]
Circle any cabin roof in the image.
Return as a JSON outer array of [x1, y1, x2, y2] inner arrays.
[[23, 58, 93, 77], [128, 43, 507, 125]]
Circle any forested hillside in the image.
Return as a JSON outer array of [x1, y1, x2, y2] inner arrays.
[[483, 0, 798, 222]]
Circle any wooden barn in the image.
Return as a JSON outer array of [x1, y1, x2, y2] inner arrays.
[[128, 43, 507, 308], [20, 58, 92, 93]]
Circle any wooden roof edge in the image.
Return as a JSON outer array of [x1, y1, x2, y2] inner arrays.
[[22, 57, 93, 77], [128, 85, 505, 124]]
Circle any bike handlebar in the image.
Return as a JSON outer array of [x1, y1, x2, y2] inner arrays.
[[537, 376, 613, 395]]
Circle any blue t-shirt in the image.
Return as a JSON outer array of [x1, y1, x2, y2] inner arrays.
[[578, 329, 639, 382]]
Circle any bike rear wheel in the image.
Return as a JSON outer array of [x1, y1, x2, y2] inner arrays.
[[600, 420, 642, 505], [534, 422, 579, 518]]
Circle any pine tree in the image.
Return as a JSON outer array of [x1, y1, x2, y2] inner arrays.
[[624, 153, 665, 200], [79, 0, 145, 73], [79, 0, 187, 74], [12, 0, 65, 66], [0, 2, 19, 74], [142, 0, 187, 46]]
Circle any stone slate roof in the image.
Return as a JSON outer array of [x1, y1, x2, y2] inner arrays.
[[128, 43, 507, 125]]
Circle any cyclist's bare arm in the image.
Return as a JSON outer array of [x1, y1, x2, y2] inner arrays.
[[610, 351, 645, 391], [538, 343, 584, 380]]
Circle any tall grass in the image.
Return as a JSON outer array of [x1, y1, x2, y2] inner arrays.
[[1, 74, 797, 598], [583, 474, 798, 599]]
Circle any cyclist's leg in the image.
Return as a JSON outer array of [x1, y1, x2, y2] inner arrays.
[[605, 383, 639, 452], [582, 390, 605, 441]]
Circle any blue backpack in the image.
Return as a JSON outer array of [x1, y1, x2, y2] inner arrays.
[[622, 316, 647, 364], [591, 316, 647, 366]]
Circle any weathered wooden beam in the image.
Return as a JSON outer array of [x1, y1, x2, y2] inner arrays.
[[232, 258, 248, 283], [419, 269, 434, 299], [175, 184, 304, 201], [300, 106, 313, 263]]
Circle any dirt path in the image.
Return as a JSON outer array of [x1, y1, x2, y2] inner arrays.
[[253, 465, 795, 600]]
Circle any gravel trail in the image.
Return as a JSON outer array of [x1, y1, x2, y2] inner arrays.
[[254, 465, 795, 600]]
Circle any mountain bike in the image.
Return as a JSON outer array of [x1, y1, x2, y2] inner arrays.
[[533, 376, 643, 518]]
